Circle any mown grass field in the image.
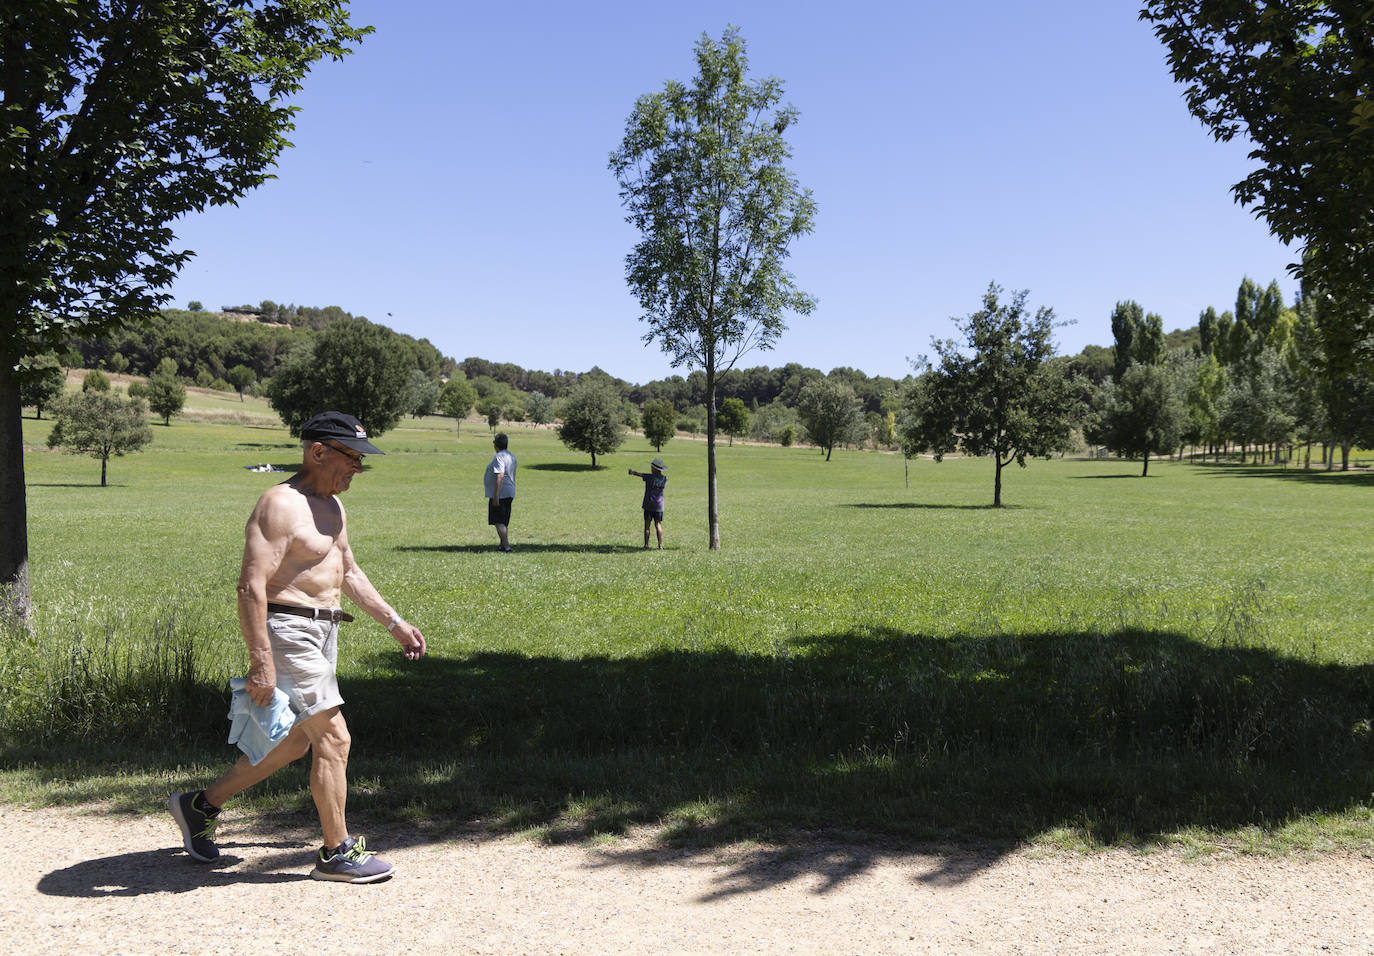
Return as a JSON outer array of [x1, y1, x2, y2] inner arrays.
[[4, 395, 1373, 854]]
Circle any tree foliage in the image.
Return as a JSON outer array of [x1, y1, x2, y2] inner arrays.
[[1086, 363, 1185, 476], [905, 284, 1081, 507], [556, 381, 625, 466], [1109, 300, 1164, 378], [46, 389, 153, 487], [796, 379, 865, 461], [438, 373, 477, 434], [0, 0, 367, 620], [1139, 1, 1374, 371], [265, 317, 412, 437], [144, 366, 186, 425], [610, 26, 816, 548], [525, 391, 554, 426], [716, 397, 751, 446], [19, 354, 67, 419], [641, 398, 676, 451]]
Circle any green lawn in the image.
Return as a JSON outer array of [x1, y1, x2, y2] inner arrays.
[[5, 406, 1373, 854]]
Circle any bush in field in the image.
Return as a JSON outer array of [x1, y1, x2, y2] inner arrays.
[[82, 369, 110, 392]]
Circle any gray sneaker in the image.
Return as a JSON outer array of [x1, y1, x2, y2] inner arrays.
[[311, 835, 395, 883], [169, 791, 220, 862]]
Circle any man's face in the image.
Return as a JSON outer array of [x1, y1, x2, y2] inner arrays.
[[318, 441, 364, 492]]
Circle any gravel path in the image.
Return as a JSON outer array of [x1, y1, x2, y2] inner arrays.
[[7, 803, 1374, 954]]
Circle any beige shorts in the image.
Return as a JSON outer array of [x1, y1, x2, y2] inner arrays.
[[267, 613, 344, 721]]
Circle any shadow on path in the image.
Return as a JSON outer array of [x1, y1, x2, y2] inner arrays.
[[36, 838, 313, 897]]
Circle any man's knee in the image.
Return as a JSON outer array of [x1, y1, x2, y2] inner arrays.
[[304, 709, 351, 760]]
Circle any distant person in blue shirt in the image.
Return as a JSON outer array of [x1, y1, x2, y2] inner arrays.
[[628, 458, 667, 549]]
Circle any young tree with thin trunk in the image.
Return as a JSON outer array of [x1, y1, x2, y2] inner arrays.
[[46, 390, 153, 487], [910, 284, 1081, 507], [796, 379, 865, 461], [0, 0, 368, 621], [556, 381, 625, 467], [641, 399, 676, 452], [610, 26, 816, 550]]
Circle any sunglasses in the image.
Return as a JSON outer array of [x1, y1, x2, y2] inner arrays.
[[324, 442, 365, 464]]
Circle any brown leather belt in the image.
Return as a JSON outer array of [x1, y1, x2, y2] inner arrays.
[[266, 602, 355, 623]]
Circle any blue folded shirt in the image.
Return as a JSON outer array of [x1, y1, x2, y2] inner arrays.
[[227, 678, 296, 765]]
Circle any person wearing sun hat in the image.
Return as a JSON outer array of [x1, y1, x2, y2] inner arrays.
[[627, 457, 668, 549], [169, 411, 426, 884]]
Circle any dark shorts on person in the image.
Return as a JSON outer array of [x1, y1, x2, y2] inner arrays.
[[488, 497, 513, 525], [643, 508, 663, 523]]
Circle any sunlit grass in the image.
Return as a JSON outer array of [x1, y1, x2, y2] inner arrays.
[[8, 411, 1374, 853]]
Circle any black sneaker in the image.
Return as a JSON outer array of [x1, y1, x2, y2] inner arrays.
[[311, 835, 395, 883], [169, 790, 220, 862]]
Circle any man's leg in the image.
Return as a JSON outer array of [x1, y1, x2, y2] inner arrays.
[[299, 706, 351, 850], [643, 515, 651, 549], [203, 722, 313, 808], [495, 522, 509, 549]]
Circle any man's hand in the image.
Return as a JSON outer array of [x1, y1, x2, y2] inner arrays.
[[245, 658, 277, 707], [392, 621, 426, 660]]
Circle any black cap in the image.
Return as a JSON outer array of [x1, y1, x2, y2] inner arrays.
[[300, 411, 385, 455]]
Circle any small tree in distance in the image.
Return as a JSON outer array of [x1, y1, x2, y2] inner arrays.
[[226, 364, 256, 401], [642, 399, 675, 451], [438, 374, 478, 438], [146, 360, 187, 425], [556, 382, 625, 466], [796, 379, 866, 461], [906, 283, 1081, 507], [526, 391, 554, 425], [18, 354, 66, 419], [717, 398, 751, 446], [1086, 363, 1185, 476], [46, 390, 153, 486]]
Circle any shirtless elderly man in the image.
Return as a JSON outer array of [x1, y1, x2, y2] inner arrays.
[[170, 411, 426, 883]]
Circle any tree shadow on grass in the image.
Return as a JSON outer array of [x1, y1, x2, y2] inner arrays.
[[841, 502, 1007, 510], [525, 462, 605, 473], [1192, 463, 1374, 487], [395, 543, 644, 555], [15, 626, 1374, 900], [27, 482, 126, 488]]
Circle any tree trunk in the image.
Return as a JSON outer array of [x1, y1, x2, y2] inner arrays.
[[993, 456, 1004, 507], [705, 360, 720, 550], [1142, 455, 1149, 477], [590, 451, 597, 467], [101, 455, 108, 487], [0, 358, 32, 623], [1341, 443, 1351, 471]]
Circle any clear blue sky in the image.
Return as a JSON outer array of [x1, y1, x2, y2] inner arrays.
[[166, 0, 1298, 385]]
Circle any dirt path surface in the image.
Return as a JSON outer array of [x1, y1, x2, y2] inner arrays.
[[7, 803, 1374, 954]]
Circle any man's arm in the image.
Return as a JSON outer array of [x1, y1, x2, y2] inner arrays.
[[237, 489, 292, 706], [339, 527, 426, 660]]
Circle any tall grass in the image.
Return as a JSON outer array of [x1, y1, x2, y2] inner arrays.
[[7, 409, 1374, 850]]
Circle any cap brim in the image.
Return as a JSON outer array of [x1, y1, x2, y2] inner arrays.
[[334, 437, 385, 455]]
